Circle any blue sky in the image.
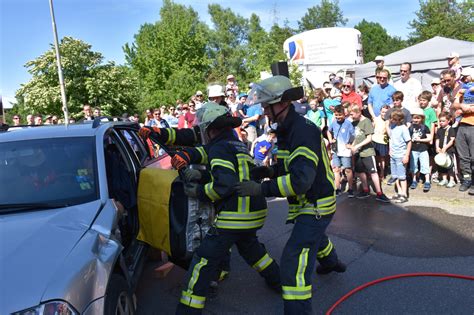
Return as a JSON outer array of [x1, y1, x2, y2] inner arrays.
[[0, 0, 420, 105]]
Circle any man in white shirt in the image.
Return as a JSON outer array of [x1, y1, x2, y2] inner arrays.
[[394, 62, 422, 113]]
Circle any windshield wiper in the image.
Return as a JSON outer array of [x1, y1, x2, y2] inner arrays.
[[0, 203, 70, 213]]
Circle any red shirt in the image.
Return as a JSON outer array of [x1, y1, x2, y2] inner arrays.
[[184, 111, 196, 127], [341, 91, 362, 109], [178, 114, 186, 129]]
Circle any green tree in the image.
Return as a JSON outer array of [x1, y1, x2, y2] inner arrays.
[[298, 0, 348, 32], [355, 19, 407, 63], [207, 4, 249, 83], [408, 0, 474, 44], [125, 0, 210, 109], [268, 21, 295, 61], [15, 36, 138, 119]]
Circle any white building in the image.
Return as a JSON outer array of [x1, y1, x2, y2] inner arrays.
[[283, 27, 363, 88]]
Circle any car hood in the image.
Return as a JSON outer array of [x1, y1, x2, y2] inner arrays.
[[0, 200, 102, 314]]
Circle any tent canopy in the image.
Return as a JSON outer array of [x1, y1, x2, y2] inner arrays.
[[355, 36, 474, 88]]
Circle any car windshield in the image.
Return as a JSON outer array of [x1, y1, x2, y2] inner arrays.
[[0, 137, 99, 210]]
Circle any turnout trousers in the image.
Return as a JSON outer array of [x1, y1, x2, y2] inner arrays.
[[176, 229, 280, 314], [281, 214, 338, 315]]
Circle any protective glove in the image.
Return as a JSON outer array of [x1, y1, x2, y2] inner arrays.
[[250, 166, 274, 180], [183, 183, 199, 198], [139, 126, 161, 140], [234, 180, 263, 197], [182, 167, 202, 182], [171, 150, 191, 170]]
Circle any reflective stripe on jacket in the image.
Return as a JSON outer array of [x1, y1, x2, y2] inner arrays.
[[262, 106, 336, 222], [187, 130, 268, 231]]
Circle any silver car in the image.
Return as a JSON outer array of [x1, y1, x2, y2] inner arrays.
[[0, 121, 172, 314]]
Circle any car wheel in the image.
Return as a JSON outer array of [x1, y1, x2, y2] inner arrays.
[[105, 274, 135, 315]]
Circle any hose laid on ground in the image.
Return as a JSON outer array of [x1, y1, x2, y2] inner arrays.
[[326, 272, 474, 315]]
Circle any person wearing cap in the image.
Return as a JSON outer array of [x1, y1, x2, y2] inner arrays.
[[225, 74, 239, 97], [207, 84, 227, 107], [235, 75, 345, 314], [321, 82, 339, 124], [341, 77, 362, 110], [195, 91, 204, 109], [447, 52, 463, 82], [374, 55, 391, 80], [329, 76, 343, 101], [174, 102, 281, 314], [409, 107, 432, 192], [44, 115, 53, 125]]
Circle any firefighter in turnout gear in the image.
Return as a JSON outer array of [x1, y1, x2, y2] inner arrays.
[[170, 102, 280, 314], [235, 76, 346, 314], [139, 102, 232, 286]]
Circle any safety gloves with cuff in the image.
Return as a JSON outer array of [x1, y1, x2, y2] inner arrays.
[[234, 180, 263, 197], [171, 151, 191, 170], [181, 167, 202, 182], [139, 126, 160, 139], [139, 126, 169, 145]]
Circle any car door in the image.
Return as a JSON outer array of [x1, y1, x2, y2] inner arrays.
[[115, 124, 172, 170]]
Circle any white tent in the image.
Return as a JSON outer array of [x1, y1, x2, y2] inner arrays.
[[355, 36, 474, 89]]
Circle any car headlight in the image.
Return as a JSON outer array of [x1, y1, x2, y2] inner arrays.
[[13, 301, 78, 315]]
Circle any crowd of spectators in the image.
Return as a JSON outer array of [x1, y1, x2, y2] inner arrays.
[[9, 53, 474, 198]]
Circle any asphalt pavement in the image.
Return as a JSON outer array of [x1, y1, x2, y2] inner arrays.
[[136, 186, 474, 314]]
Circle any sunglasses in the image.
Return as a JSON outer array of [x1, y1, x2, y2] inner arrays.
[[376, 76, 388, 79], [13, 117, 20, 119], [342, 85, 352, 88]]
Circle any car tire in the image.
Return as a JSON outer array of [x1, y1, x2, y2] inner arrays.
[[105, 274, 135, 315]]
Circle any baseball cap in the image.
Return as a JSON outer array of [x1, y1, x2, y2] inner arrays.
[[411, 107, 425, 117], [332, 77, 342, 84], [238, 92, 248, 99], [431, 78, 441, 85], [196, 90, 203, 96], [447, 52, 459, 59], [226, 74, 235, 80], [374, 55, 384, 61]]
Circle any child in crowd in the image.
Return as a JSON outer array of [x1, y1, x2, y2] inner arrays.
[[388, 109, 412, 203], [385, 91, 411, 186], [418, 91, 437, 144], [251, 128, 276, 166], [349, 105, 390, 202], [330, 77, 343, 101], [373, 105, 390, 182], [435, 113, 457, 188], [328, 105, 355, 196], [385, 91, 412, 128], [409, 108, 432, 192]]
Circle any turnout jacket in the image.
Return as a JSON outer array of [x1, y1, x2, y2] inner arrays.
[[261, 106, 336, 222], [156, 127, 199, 146], [185, 130, 268, 231]]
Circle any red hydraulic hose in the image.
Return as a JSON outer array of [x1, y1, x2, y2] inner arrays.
[[326, 272, 474, 315]]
